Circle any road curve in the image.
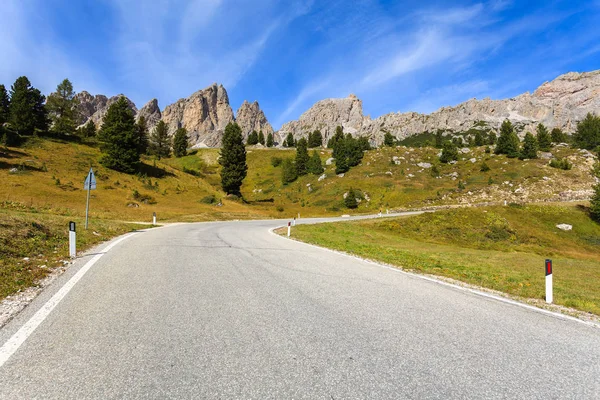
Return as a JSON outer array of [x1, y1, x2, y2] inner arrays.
[[0, 215, 599, 399]]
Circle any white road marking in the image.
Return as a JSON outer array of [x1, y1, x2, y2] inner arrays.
[[0, 233, 136, 368], [269, 226, 600, 329]]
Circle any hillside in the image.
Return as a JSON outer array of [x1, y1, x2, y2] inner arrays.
[[1, 139, 596, 222]]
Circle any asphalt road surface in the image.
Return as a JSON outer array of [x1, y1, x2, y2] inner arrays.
[[1, 216, 599, 399]]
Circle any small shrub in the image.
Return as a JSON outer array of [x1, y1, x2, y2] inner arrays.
[[200, 194, 217, 204], [485, 146, 491, 154], [271, 157, 283, 167], [183, 167, 201, 177], [549, 158, 572, 170], [480, 162, 491, 172], [276, 205, 284, 212], [457, 181, 466, 191], [132, 189, 156, 204], [431, 165, 440, 177], [344, 188, 359, 209]]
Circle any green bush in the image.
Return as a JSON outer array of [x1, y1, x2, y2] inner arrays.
[[271, 157, 282, 167], [549, 158, 572, 170], [480, 162, 491, 172], [199, 194, 217, 204]]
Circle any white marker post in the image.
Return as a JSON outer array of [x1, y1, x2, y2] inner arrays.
[[293, 217, 296, 226], [69, 222, 76, 258], [153, 212, 156, 226], [83, 168, 97, 230], [545, 259, 553, 304], [287, 222, 291, 237]]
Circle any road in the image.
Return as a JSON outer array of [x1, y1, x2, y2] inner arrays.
[[0, 216, 599, 399]]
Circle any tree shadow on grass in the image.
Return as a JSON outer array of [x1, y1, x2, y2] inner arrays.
[[0, 148, 29, 159], [138, 162, 175, 178]]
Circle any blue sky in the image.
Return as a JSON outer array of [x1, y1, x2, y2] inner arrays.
[[1, 0, 599, 129]]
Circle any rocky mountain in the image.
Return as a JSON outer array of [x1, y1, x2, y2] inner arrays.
[[75, 91, 137, 128], [236, 100, 274, 139], [279, 70, 600, 146], [161, 83, 234, 148], [76, 84, 273, 148], [136, 99, 162, 131]]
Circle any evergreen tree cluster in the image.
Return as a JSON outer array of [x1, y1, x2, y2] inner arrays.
[[439, 140, 458, 163], [46, 78, 79, 136], [266, 132, 274, 147], [333, 133, 368, 174], [495, 120, 521, 158], [283, 132, 296, 148], [173, 127, 189, 158], [97, 97, 140, 173], [247, 130, 259, 145], [327, 126, 345, 148], [573, 113, 600, 151]]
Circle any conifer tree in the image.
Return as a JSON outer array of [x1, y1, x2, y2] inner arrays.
[[46, 78, 79, 135], [536, 123, 551, 152], [173, 127, 188, 157], [283, 132, 295, 148], [439, 140, 458, 163], [0, 84, 9, 124], [307, 150, 324, 175], [495, 120, 520, 158], [308, 130, 323, 148], [98, 97, 139, 173], [136, 116, 148, 154], [295, 137, 309, 176], [149, 120, 170, 159], [488, 131, 497, 145], [334, 139, 349, 174], [474, 131, 484, 146], [519, 132, 538, 160], [435, 130, 444, 148], [9, 76, 48, 135], [247, 130, 259, 145], [266, 132, 274, 147], [551, 127, 567, 143], [573, 113, 600, 150], [281, 158, 297, 184], [383, 131, 395, 147], [328, 126, 344, 148], [84, 120, 96, 138], [344, 188, 358, 209], [258, 130, 265, 145], [219, 122, 247, 196], [357, 136, 371, 151], [591, 160, 600, 222], [346, 134, 363, 167]]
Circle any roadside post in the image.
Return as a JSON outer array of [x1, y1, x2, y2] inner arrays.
[[545, 259, 553, 303], [83, 168, 97, 229], [153, 212, 156, 226], [287, 222, 291, 237], [69, 222, 76, 258], [293, 217, 296, 226]]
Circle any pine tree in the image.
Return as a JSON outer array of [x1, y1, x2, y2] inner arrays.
[[439, 140, 458, 163], [9, 76, 48, 135], [435, 130, 444, 148], [46, 78, 79, 136], [284, 132, 295, 148], [551, 127, 567, 143], [488, 131, 497, 145], [383, 131, 395, 147], [308, 130, 323, 148], [98, 97, 139, 173], [149, 120, 170, 159], [266, 132, 274, 147], [84, 120, 96, 138], [591, 161, 600, 223], [281, 158, 298, 184], [0, 84, 9, 124], [495, 120, 520, 158], [327, 126, 344, 148], [173, 127, 188, 157], [474, 131, 484, 146], [344, 188, 358, 209], [536, 123, 551, 152], [307, 150, 324, 175], [519, 132, 538, 160], [219, 122, 247, 196], [258, 130, 265, 145], [334, 139, 349, 174], [136, 116, 148, 154], [573, 113, 600, 150], [295, 137, 309, 176], [357, 136, 371, 151], [247, 130, 259, 145], [346, 134, 363, 167]]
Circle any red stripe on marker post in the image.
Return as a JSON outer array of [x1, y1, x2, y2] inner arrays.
[[546, 259, 552, 276]]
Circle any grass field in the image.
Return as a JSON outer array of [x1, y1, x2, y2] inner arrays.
[[0, 206, 148, 299], [285, 204, 600, 315]]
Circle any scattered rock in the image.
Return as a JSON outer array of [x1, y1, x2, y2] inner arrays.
[[460, 148, 471, 154], [556, 224, 572, 231], [325, 158, 334, 165], [540, 152, 554, 159], [417, 162, 432, 168], [337, 173, 345, 178], [318, 174, 327, 181], [469, 158, 477, 163], [9, 168, 18, 173]]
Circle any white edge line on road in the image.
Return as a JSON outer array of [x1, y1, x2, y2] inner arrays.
[[268, 226, 600, 329], [0, 232, 137, 368]]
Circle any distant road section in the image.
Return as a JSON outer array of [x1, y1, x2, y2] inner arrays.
[[0, 216, 599, 398]]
